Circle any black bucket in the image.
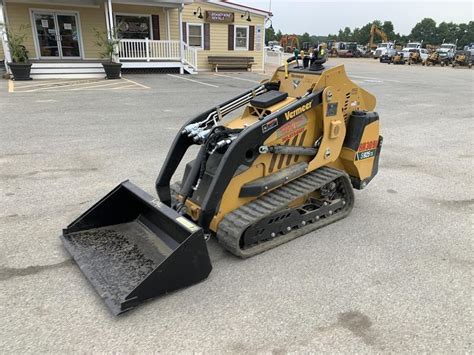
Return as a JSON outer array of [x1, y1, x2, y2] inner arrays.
[[61, 181, 212, 315]]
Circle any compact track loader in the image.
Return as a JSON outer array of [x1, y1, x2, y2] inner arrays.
[[62, 54, 382, 315], [423, 51, 448, 67], [451, 50, 472, 68]]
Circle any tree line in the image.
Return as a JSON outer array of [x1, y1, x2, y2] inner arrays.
[[266, 18, 474, 48]]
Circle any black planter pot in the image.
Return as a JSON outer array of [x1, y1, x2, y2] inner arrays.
[[102, 62, 122, 79], [8, 62, 32, 81]]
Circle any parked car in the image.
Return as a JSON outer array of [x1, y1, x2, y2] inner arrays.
[[271, 45, 284, 53]]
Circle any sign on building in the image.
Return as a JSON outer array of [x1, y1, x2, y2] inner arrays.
[[205, 11, 234, 23]]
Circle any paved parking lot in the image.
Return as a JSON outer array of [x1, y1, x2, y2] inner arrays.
[[1, 58, 472, 353], [8, 76, 149, 93]]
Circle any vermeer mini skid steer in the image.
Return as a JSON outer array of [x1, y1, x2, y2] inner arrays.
[[61, 55, 382, 315]]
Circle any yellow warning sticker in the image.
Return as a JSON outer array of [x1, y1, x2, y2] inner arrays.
[[176, 216, 200, 232]]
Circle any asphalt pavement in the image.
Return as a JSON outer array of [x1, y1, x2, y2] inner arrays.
[[0, 58, 472, 353]]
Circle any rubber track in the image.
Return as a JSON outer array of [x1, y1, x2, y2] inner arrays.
[[217, 167, 354, 258]]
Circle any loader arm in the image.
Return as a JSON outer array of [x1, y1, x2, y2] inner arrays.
[[155, 84, 268, 206]]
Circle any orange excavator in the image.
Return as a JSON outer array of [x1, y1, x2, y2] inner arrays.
[[280, 34, 300, 53], [368, 24, 388, 50]]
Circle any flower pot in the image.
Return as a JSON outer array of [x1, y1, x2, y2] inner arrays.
[[102, 62, 122, 80], [8, 62, 32, 81]]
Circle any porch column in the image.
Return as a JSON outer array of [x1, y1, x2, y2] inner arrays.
[[178, 4, 184, 74], [107, 0, 119, 62], [104, 1, 110, 39], [107, 0, 114, 35], [0, 0, 12, 73], [166, 9, 171, 40]]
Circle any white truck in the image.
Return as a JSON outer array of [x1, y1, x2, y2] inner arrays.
[[463, 43, 474, 59], [402, 42, 423, 58], [436, 43, 457, 62], [373, 42, 396, 59]]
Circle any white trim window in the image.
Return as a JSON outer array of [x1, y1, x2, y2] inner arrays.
[[187, 23, 203, 49], [234, 25, 249, 50], [115, 13, 152, 40]]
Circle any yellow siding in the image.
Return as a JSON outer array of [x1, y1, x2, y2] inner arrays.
[[4, 1, 266, 71], [5, 2, 106, 59], [169, 2, 266, 71]]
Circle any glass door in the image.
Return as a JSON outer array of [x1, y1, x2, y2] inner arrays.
[[56, 14, 81, 58], [34, 12, 60, 58], [33, 11, 82, 59]]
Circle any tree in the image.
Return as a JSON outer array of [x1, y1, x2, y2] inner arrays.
[[275, 29, 282, 42], [456, 21, 474, 48], [298, 32, 311, 46], [382, 21, 396, 40], [410, 18, 437, 44], [265, 26, 276, 44]]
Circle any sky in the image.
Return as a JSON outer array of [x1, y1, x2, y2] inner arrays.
[[234, 0, 474, 36]]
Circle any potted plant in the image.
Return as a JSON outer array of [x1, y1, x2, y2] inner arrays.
[[94, 28, 122, 79], [5, 25, 32, 81]]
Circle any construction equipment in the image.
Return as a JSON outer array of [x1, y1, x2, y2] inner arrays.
[[381, 49, 404, 64], [62, 55, 382, 315], [407, 49, 424, 65], [389, 51, 406, 64], [402, 41, 423, 59], [280, 34, 300, 53], [330, 42, 361, 58], [423, 51, 449, 67], [368, 23, 388, 51], [451, 50, 472, 68]]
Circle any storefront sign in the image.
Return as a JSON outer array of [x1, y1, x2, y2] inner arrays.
[[205, 11, 234, 23]]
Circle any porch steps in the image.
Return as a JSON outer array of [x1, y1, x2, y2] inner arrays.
[[30, 62, 105, 80], [120, 61, 197, 74], [29, 61, 197, 79], [184, 64, 197, 75]]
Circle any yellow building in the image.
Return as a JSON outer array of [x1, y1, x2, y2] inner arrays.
[[0, 0, 270, 78]]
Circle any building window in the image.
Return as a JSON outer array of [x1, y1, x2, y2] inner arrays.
[[187, 23, 203, 48], [115, 14, 152, 39], [235, 26, 248, 50]]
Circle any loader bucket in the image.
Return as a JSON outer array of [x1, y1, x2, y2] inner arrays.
[[61, 181, 212, 315]]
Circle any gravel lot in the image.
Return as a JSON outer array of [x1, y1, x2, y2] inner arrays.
[[1, 58, 472, 353]]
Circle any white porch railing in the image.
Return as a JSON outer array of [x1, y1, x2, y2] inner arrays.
[[183, 42, 198, 71], [118, 38, 198, 72], [119, 39, 180, 60]]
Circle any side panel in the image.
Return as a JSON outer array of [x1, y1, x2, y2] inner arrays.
[[199, 91, 324, 230], [340, 111, 382, 188]]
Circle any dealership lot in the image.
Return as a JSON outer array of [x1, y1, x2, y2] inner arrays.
[[0, 59, 472, 353]]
